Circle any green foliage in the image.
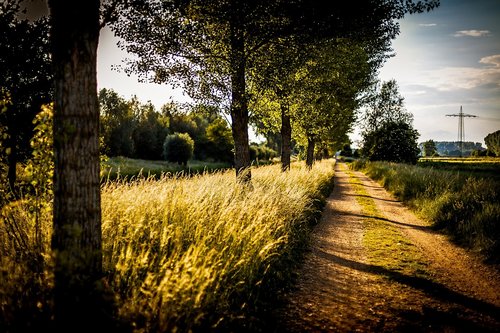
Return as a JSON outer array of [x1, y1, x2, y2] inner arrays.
[[422, 139, 438, 157], [99, 88, 136, 157], [0, 104, 55, 333], [0, 1, 52, 187], [133, 101, 169, 160], [99, 89, 235, 164], [362, 121, 420, 164], [249, 143, 278, 163], [205, 118, 234, 163], [485, 129, 500, 156], [361, 80, 420, 164], [24, 104, 54, 210], [340, 144, 353, 157], [361, 80, 413, 133], [0, 91, 11, 204], [163, 132, 195, 166], [424, 141, 485, 157]]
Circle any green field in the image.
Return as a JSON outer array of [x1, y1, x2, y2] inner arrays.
[[417, 157, 500, 179], [101, 156, 232, 180]]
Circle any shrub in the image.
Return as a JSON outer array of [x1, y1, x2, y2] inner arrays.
[[163, 133, 195, 166]]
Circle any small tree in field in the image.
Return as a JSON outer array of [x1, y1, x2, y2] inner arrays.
[[163, 133, 194, 166], [485, 130, 500, 156], [362, 121, 420, 164], [361, 80, 420, 164], [423, 139, 438, 157]]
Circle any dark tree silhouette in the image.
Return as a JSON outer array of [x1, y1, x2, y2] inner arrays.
[[48, 0, 109, 331]]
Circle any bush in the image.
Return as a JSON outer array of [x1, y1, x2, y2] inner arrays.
[[163, 133, 194, 166]]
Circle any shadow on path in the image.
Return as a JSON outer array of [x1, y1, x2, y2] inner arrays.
[[335, 211, 435, 233], [317, 249, 500, 331]]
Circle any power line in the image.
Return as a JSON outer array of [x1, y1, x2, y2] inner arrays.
[[446, 105, 477, 157]]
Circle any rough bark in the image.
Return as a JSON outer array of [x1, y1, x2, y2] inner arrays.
[[229, 17, 251, 182], [49, 1, 105, 331], [306, 135, 315, 169], [281, 103, 291, 172], [6, 140, 16, 193]]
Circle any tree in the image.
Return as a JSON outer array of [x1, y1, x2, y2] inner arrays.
[[48, 0, 108, 331], [112, 0, 440, 180], [205, 118, 234, 163], [423, 139, 438, 157], [287, 38, 373, 168], [99, 88, 136, 157], [485, 130, 500, 156], [132, 100, 168, 160], [0, 0, 52, 193], [362, 121, 420, 164], [361, 80, 420, 164], [360, 80, 420, 164], [163, 132, 195, 166], [361, 79, 413, 133]]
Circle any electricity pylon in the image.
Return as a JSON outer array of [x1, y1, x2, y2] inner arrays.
[[446, 105, 477, 157]]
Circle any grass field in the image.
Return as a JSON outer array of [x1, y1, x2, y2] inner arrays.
[[418, 157, 500, 179], [1, 159, 335, 332], [101, 156, 231, 180]]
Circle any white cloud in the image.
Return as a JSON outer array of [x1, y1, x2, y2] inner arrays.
[[453, 30, 491, 37], [480, 54, 500, 67], [414, 54, 500, 91], [419, 23, 437, 27]]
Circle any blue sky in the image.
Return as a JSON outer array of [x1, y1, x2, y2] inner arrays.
[[356, 0, 500, 147]]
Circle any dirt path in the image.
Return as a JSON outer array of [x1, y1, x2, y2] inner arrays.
[[275, 162, 500, 332]]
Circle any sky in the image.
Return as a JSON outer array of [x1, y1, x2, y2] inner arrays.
[[354, 0, 500, 148], [20, 0, 500, 147]]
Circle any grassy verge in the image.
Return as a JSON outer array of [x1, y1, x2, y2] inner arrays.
[[101, 156, 231, 180], [1, 159, 335, 332], [346, 169, 429, 278], [350, 160, 500, 263]]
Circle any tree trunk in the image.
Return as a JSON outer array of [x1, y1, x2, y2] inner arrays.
[[49, 1, 106, 331], [306, 135, 315, 169], [280, 103, 291, 172], [6, 139, 17, 194], [229, 14, 251, 183]]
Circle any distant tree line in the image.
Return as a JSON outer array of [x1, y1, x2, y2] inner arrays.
[[418, 141, 485, 157], [99, 88, 277, 165]]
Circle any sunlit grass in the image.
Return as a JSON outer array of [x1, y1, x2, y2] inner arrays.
[[101, 160, 334, 331], [1, 159, 335, 332], [346, 170, 429, 278]]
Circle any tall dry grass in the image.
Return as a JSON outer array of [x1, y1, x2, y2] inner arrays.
[[1, 159, 335, 332], [102, 160, 334, 331]]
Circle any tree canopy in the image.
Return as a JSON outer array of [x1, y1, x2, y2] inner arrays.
[[0, 0, 52, 190], [360, 79, 420, 164], [485, 130, 500, 156], [111, 0, 440, 178]]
